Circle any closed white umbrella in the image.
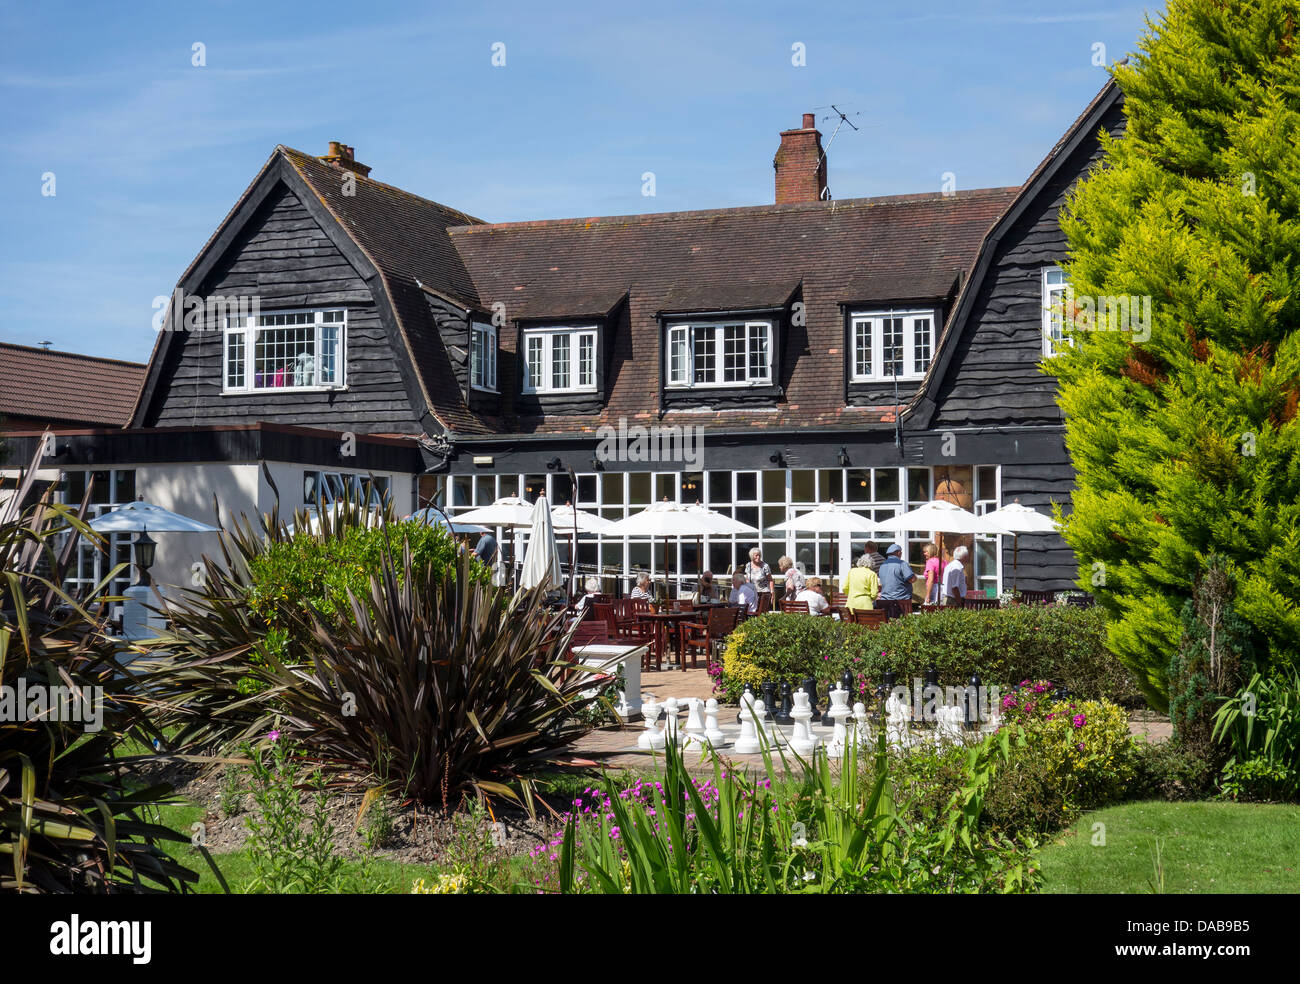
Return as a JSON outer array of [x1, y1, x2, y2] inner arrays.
[[520, 495, 563, 591], [984, 500, 1060, 591]]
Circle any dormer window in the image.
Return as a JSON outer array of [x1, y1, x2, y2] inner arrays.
[[666, 320, 773, 388], [470, 321, 497, 391], [522, 326, 597, 394], [223, 309, 345, 392], [848, 309, 934, 382]]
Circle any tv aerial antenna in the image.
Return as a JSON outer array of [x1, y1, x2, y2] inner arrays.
[[810, 104, 863, 200]]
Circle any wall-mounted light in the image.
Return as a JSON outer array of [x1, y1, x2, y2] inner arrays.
[[590, 456, 604, 472], [546, 456, 562, 470], [768, 451, 785, 467], [837, 447, 850, 467]]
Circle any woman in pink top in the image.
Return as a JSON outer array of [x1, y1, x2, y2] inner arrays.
[[923, 542, 943, 605]]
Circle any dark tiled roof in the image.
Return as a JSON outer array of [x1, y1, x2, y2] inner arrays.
[[0, 343, 147, 428], [448, 189, 1016, 435], [280, 148, 494, 434]]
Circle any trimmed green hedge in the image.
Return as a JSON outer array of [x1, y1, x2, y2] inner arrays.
[[718, 606, 1142, 707]]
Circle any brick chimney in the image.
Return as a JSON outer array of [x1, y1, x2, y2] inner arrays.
[[773, 112, 827, 204], [320, 140, 372, 178]]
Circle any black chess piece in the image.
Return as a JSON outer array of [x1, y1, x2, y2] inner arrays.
[[761, 681, 778, 722], [802, 676, 821, 723], [737, 682, 755, 723], [775, 681, 794, 725], [840, 670, 854, 702]]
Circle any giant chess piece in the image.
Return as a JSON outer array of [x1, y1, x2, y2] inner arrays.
[[704, 698, 727, 747], [825, 683, 851, 758], [802, 676, 821, 723], [735, 696, 762, 754], [737, 682, 756, 723], [683, 697, 708, 750], [789, 688, 820, 756], [936, 704, 964, 744], [840, 670, 854, 705], [761, 681, 779, 722], [775, 681, 794, 726], [884, 692, 911, 748], [662, 697, 683, 746], [753, 696, 776, 750], [851, 701, 871, 748], [638, 696, 665, 750]]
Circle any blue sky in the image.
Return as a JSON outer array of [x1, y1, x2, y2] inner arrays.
[[1, 0, 1154, 363]]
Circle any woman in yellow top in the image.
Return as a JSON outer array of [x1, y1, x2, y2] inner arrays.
[[842, 553, 881, 611]]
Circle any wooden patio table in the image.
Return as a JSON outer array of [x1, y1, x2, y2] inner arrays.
[[636, 610, 695, 671]]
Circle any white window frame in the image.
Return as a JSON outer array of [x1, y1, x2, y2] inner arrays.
[[1042, 266, 1070, 358], [470, 321, 497, 392], [848, 309, 935, 382], [222, 308, 347, 394], [664, 320, 774, 389], [520, 326, 598, 395]]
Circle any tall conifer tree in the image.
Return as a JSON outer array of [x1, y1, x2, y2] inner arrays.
[[1055, 0, 1300, 707]]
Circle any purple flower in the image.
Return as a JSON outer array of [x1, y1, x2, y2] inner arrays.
[[1076, 742, 1086, 752], [268, 729, 281, 742], [1072, 713, 1086, 729]]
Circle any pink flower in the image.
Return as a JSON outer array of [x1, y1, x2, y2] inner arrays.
[[268, 730, 281, 742], [1072, 713, 1086, 729]]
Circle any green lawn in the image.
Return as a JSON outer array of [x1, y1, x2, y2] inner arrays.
[[151, 801, 450, 893], [1038, 800, 1300, 894]]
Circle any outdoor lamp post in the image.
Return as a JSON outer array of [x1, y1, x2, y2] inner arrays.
[[133, 531, 157, 587], [965, 672, 982, 731]]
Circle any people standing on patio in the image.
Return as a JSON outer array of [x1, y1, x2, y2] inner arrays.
[[746, 547, 773, 598], [942, 545, 970, 605], [862, 541, 885, 573], [878, 543, 917, 601], [796, 575, 830, 615], [630, 572, 653, 600], [778, 555, 805, 598], [729, 569, 758, 613], [691, 571, 720, 603], [474, 531, 498, 565], [922, 542, 943, 605], [841, 552, 881, 611]]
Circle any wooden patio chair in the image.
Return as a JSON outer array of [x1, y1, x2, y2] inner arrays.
[[878, 598, 912, 620], [846, 607, 887, 629], [1018, 589, 1054, 606], [678, 605, 733, 669], [964, 596, 1001, 611], [1065, 593, 1096, 608], [755, 591, 773, 615], [779, 597, 812, 614]]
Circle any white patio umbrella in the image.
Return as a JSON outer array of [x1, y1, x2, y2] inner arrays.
[[603, 500, 758, 596], [403, 507, 489, 535], [89, 501, 220, 534], [453, 495, 538, 589], [984, 500, 1059, 591], [767, 500, 879, 582], [520, 495, 563, 591], [89, 500, 220, 589], [869, 499, 1011, 538]]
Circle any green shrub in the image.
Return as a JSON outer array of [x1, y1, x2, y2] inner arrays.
[[246, 519, 488, 658], [1211, 665, 1300, 801], [1129, 740, 1216, 801], [719, 606, 1140, 706]]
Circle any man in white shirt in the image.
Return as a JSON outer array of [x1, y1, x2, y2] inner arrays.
[[795, 576, 830, 615], [729, 570, 758, 613], [941, 545, 970, 605]]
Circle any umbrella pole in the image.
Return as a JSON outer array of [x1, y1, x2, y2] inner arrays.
[[1013, 533, 1019, 594]]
